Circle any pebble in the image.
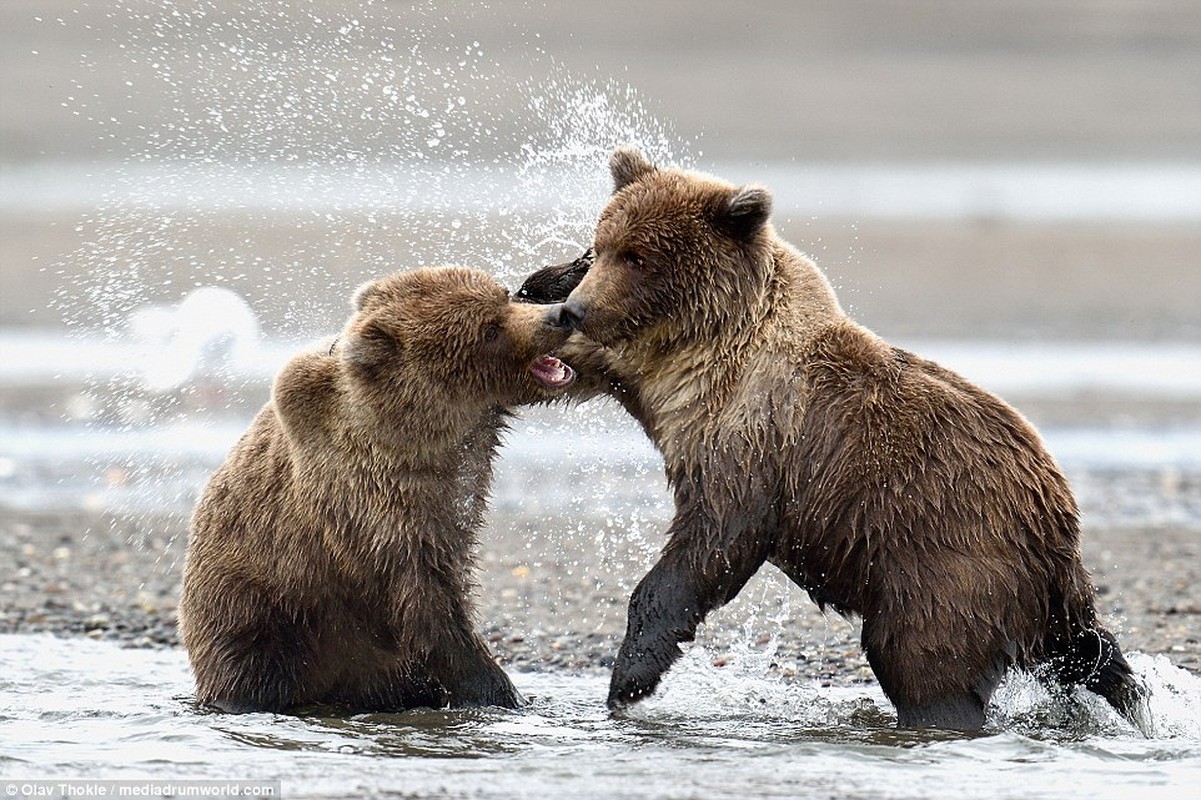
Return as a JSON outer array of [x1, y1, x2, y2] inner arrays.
[[0, 507, 1196, 683]]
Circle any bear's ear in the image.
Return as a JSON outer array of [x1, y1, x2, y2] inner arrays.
[[715, 184, 773, 240], [609, 147, 656, 193], [351, 279, 383, 311], [342, 320, 396, 370], [351, 280, 378, 311]]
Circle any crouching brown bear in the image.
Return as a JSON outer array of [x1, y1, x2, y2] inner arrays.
[[178, 266, 575, 713], [519, 148, 1146, 731]]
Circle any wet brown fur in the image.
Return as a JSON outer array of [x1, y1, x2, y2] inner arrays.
[[179, 267, 570, 713], [523, 149, 1144, 730]]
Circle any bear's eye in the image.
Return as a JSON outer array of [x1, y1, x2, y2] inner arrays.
[[623, 251, 646, 269], [483, 322, 501, 343]]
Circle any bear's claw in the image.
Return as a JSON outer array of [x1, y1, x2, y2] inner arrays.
[[516, 248, 594, 304]]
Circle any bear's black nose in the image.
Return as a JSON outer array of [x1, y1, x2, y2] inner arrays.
[[555, 300, 587, 331]]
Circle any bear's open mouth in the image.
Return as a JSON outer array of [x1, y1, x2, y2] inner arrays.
[[529, 354, 575, 389]]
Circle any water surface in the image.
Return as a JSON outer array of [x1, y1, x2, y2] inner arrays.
[[1, 636, 1198, 799]]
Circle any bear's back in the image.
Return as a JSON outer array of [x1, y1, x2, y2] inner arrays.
[[774, 321, 1084, 632]]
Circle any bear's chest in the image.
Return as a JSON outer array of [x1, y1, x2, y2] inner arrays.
[[639, 362, 807, 480]]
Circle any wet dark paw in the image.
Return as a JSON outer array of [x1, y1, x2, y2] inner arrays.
[[606, 662, 662, 710], [515, 249, 593, 304]]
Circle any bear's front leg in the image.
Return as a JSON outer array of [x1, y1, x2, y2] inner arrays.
[[608, 502, 770, 710], [607, 551, 706, 709], [515, 249, 593, 304]]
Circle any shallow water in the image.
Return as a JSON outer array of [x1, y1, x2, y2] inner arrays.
[[2, 330, 1200, 528], [8, 159, 1201, 221], [0, 635, 1198, 800]]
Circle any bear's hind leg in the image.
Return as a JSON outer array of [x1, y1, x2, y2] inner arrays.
[[891, 694, 987, 731], [864, 627, 1010, 732], [1045, 625, 1149, 733], [444, 652, 522, 710], [430, 632, 523, 710], [196, 617, 315, 713]]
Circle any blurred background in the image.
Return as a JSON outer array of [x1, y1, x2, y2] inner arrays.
[[3, 0, 1200, 340], [0, 0, 1198, 666], [2, 0, 1201, 338]]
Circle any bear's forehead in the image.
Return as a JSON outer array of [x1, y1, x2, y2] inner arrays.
[[362, 269, 509, 334], [387, 267, 504, 297], [597, 215, 684, 257], [598, 173, 731, 238], [397, 286, 507, 323], [368, 272, 503, 313]]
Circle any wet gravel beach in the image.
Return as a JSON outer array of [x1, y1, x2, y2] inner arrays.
[[2, 458, 1199, 685]]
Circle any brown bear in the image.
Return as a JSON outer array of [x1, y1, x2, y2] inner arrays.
[[518, 148, 1146, 731], [178, 266, 575, 713]]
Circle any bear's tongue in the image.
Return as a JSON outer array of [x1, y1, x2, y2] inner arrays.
[[529, 355, 575, 389]]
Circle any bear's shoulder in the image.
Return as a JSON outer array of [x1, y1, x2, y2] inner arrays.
[[271, 347, 343, 448]]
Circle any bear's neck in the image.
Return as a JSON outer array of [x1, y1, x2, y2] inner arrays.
[[341, 385, 506, 471], [771, 240, 847, 341]]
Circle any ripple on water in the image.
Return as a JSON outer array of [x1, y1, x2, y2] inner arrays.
[[1, 635, 1199, 799]]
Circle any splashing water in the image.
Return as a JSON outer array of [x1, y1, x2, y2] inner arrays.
[[49, 0, 688, 555], [58, 0, 687, 338], [127, 286, 261, 392], [2, 635, 1199, 799]]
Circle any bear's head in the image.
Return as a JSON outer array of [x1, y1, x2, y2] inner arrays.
[[342, 266, 575, 410], [559, 148, 774, 347]]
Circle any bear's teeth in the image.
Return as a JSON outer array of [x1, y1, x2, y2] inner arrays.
[[531, 355, 575, 388]]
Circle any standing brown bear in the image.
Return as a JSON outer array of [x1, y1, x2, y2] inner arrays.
[[519, 149, 1145, 731], [179, 266, 575, 713]]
